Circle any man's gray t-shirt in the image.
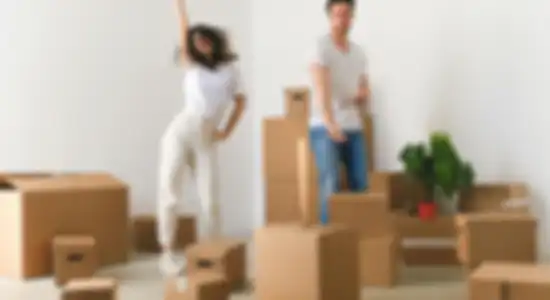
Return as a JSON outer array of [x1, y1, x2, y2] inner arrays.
[[309, 34, 367, 130]]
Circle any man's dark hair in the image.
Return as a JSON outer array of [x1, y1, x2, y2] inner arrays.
[[177, 24, 237, 70], [325, 0, 355, 12]]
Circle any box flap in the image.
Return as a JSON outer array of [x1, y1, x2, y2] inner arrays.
[[2, 173, 127, 192], [65, 278, 117, 291]]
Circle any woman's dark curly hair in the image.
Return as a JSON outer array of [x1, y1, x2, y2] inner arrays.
[[174, 24, 238, 70]]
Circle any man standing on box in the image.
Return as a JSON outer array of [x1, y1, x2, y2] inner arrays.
[[309, 0, 369, 224]]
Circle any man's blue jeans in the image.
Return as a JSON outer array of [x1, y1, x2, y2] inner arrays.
[[309, 127, 368, 225]]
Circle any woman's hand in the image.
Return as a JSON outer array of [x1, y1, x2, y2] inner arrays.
[[213, 130, 229, 142]]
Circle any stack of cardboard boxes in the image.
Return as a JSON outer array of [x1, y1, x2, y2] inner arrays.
[[330, 193, 399, 287], [263, 86, 375, 224]]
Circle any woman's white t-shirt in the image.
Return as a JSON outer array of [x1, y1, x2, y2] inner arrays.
[[182, 62, 244, 125]]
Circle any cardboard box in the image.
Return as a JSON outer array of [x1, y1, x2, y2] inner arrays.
[[461, 183, 530, 213], [254, 224, 360, 300], [263, 118, 308, 181], [369, 172, 424, 211], [132, 215, 196, 253], [62, 278, 117, 300], [185, 239, 246, 290], [0, 173, 130, 279], [402, 246, 459, 266], [330, 193, 394, 238], [469, 262, 550, 300], [395, 212, 455, 238], [284, 86, 310, 120], [53, 235, 98, 286], [296, 138, 318, 225], [359, 236, 399, 287], [165, 273, 230, 300], [455, 213, 537, 271]]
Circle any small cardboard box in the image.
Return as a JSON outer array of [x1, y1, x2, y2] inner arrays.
[[254, 224, 360, 300], [329, 193, 394, 238], [455, 213, 537, 271], [185, 239, 246, 291], [461, 183, 529, 213], [165, 273, 230, 300], [284, 86, 310, 120], [469, 262, 550, 300], [132, 215, 196, 253], [359, 235, 400, 287], [53, 235, 98, 286], [62, 278, 117, 300], [0, 173, 129, 279], [369, 172, 424, 211]]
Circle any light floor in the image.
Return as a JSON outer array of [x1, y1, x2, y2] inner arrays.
[[0, 253, 468, 300]]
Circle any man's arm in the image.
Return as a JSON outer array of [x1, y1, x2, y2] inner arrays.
[[356, 74, 370, 115]]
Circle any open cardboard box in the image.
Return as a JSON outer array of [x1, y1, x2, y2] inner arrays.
[[0, 173, 130, 279]]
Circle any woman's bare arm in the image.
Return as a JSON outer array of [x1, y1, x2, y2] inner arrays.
[[176, 0, 189, 65], [222, 95, 246, 138]]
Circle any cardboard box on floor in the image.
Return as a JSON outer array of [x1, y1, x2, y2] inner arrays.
[[0, 173, 130, 279], [255, 224, 360, 300], [469, 262, 550, 300], [460, 183, 530, 213], [455, 212, 537, 271], [62, 278, 118, 300], [53, 235, 98, 286], [359, 236, 400, 287]]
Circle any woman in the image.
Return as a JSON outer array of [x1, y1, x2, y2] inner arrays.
[[157, 0, 246, 276]]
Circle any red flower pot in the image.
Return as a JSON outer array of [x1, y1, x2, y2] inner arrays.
[[418, 201, 437, 220]]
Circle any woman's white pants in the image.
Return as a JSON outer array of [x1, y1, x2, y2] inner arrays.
[[156, 109, 220, 249]]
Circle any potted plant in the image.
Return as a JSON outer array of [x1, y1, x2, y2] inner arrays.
[[399, 131, 475, 220]]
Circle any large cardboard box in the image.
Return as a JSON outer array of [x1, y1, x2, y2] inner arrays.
[[255, 224, 360, 300], [359, 236, 400, 287], [0, 173, 130, 279], [185, 239, 247, 291], [329, 193, 394, 238], [455, 213, 537, 271], [469, 262, 550, 300]]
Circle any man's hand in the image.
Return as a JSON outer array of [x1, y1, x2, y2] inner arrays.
[[327, 124, 346, 143]]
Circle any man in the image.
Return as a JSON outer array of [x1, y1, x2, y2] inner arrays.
[[310, 0, 369, 224]]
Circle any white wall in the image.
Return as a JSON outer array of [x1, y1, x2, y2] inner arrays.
[[250, 0, 550, 259], [0, 0, 253, 237]]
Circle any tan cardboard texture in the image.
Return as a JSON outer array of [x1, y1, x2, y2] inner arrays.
[[296, 138, 318, 226], [185, 239, 246, 290], [455, 213, 537, 271], [62, 278, 117, 300], [165, 273, 230, 300], [369, 172, 424, 211], [284, 86, 310, 120], [360, 236, 400, 287], [461, 183, 530, 213], [53, 235, 98, 286], [132, 215, 196, 253], [263, 118, 310, 224], [469, 262, 550, 300], [330, 193, 394, 238], [255, 224, 360, 300], [0, 173, 130, 279]]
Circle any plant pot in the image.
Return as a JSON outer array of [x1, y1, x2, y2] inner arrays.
[[434, 187, 460, 215], [418, 201, 437, 220]]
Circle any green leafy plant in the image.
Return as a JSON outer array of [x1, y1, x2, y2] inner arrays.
[[399, 131, 475, 203]]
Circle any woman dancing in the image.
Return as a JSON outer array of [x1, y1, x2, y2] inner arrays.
[[157, 0, 247, 276]]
